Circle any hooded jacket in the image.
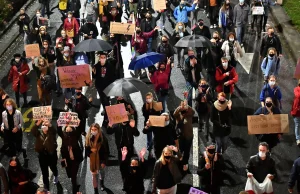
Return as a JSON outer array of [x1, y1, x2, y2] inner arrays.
[[215, 65, 238, 94], [173, 4, 196, 23], [291, 86, 300, 117]]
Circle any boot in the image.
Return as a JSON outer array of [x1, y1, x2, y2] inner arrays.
[[94, 188, 99, 194], [100, 179, 105, 191]]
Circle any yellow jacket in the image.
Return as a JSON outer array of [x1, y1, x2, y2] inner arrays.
[[99, 0, 108, 15]]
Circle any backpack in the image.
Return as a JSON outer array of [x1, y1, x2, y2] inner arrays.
[[59, 0, 68, 10], [264, 56, 280, 68], [41, 75, 56, 91]]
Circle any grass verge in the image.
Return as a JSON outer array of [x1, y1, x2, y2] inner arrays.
[[283, 0, 300, 31]]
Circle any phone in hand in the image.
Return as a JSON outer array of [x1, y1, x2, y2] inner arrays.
[[61, 159, 67, 168]]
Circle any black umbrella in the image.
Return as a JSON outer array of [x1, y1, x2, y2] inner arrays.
[[73, 39, 113, 52], [175, 35, 212, 48], [103, 78, 148, 97]]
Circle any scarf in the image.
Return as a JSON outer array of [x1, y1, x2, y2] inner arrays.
[[146, 102, 153, 110], [214, 100, 229, 111]]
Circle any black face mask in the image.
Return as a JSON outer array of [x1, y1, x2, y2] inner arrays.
[[213, 37, 219, 40], [207, 148, 215, 154], [265, 102, 272, 108], [66, 131, 72, 137], [136, 30, 141, 34], [131, 166, 138, 171], [181, 110, 187, 114], [76, 92, 81, 96], [199, 22, 204, 26], [162, 41, 168, 44], [270, 32, 274, 36], [160, 67, 166, 71], [200, 85, 208, 90], [118, 99, 125, 103], [10, 166, 18, 171], [269, 54, 275, 57], [189, 55, 195, 59], [219, 100, 226, 104], [164, 156, 171, 160]]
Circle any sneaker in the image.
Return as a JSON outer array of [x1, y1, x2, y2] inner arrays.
[[53, 176, 58, 184], [297, 140, 300, 146], [214, 24, 217, 28], [240, 43, 244, 47], [210, 25, 213, 29]]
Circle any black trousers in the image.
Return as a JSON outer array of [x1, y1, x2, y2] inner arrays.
[[96, 87, 110, 121], [118, 145, 134, 180], [65, 160, 80, 194], [4, 129, 24, 156], [15, 81, 27, 107], [38, 152, 58, 189]]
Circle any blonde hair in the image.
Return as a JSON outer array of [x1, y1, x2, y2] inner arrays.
[[86, 123, 103, 147], [146, 92, 153, 97], [159, 146, 173, 165], [175, 22, 186, 32], [37, 56, 49, 69], [4, 98, 17, 109]]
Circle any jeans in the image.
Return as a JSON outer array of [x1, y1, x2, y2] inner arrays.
[[215, 135, 229, 153], [157, 92, 168, 113], [186, 81, 197, 107], [236, 24, 247, 44], [294, 117, 300, 140], [147, 37, 153, 53], [147, 131, 153, 150], [40, 1, 50, 17], [179, 137, 193, 165]]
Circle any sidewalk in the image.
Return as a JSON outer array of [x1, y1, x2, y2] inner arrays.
[[270, 5, 300, 63]]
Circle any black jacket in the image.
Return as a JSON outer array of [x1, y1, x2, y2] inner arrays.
[[41, 46, 56, 63], [210, 105, 231, 137], [79, 22, 99, 40], [288, 157, 300, 192], [140, 14, 161, 33], [102, 7, 123, 35], [246, 154, 276, 183], [122, 159, 146, 193], [260, 34, 282, 57], [85, 134, 110, 164], [107, 123, 140, 149], [156, 43, 175, 62], [17, 13, 30, 34], [142, 102, 161, 125], [171, 30, 189, 45], [92, 59, 116, 90], [36, 33, 52, 47], [65, 94, 92, 119], [184, 57, 202, 84], [192, 25, 211, 39]]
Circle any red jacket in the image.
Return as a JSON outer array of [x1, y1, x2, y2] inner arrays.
[[150, 64, 171, 92], [291, 86, 300, 117], [215, 65, 238, 94], [8, 60, 30, 93], [63, 17, 79, 36], [131, 29, 155, 54]]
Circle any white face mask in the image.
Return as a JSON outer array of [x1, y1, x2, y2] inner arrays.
[[269, 81, 275, 86], [15, 58, 20, 63], [178, 26, 183, 29], [258, 151, 266, 158], [111, 11, 116, 15], [6, 105, 13, 110], [36, 13, 41, 17], [91, 131, 98, 136], [41, 125, 48, 132], [222, 62, 228, 67], [229, 38, 234, 42], [146, 98, 153, 103], [68, 15, 72, 18], [64, 53, 69, 57]]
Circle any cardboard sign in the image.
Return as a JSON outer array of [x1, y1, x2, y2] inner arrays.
[[57, 112, 81, 127], [110, 22, 135, 35], [247, 114, 289, 134], [25, 44, 40, 57], [294, 58, 300, 79], [57, 65, 92, 88], [189, 187, 208, 194], [32, 106, 52, 120], [153, 102, 163, 111], [149, 115, 165, 127], [252, 6, 264, 15], [106, 103, 129, 125], [153, 0, 166, 10]]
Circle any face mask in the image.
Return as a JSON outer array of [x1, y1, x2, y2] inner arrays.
[[6, 105, 13, 110], [269, 81, 275, 86], [213, 37, 219, 40], [136, 30, 141, 34], [76, 92, 81, 96], [164, 155, 171, 160], [43, 45, 48, 48], [100, 59, 106, 64], [91, 131, 98, 136], [178, 26, 183, 29], [165, 120, 170, 126], [41, 125, 48, 132], [162, 41, 168, 44], [64, 53, 69, 57], [36, 13, 41, 17], [219, 100, 226, 104], [222, 62, 228, 67], [62, 34, 66, 38], [15, 58, 20, 63], [160, 67, 166, 71], [229, 38, 234, 42], [258, 151, 266, 158], [146, 15, 151, 19], [269, 53, 275, 57], [189, 55, 195, 59], [111, 11, 117, 15], [10, 166, 17, 171], [200, 85, 208, 90], [131, 166, 138, 171], [40, 30, 45, 34], [207, 148, 215, 154], [270, 32, 274, 36], [265, 102, 272, 108], [68, 15, 72, 18], [199, 22, 204, 26], [146, 98, 153, 103]]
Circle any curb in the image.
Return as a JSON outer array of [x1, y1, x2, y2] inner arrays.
[[270, 5, 300, 63]]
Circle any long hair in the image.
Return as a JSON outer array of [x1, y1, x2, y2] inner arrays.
[[3, 98, 17, 109], [175, 22, 186, 32], [8, 156, 22, 173], [37, 56, 49, 70], [0, 88, 7, 97], [86, 123, 103, 147], [159, 146, 173, 165]]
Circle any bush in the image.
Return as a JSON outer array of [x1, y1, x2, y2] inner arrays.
[[0, 0, 13, 26]]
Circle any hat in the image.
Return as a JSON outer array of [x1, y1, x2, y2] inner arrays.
[[86, 16, 93, 23], [13, 53, 21, 58], [63, 46, 70, 52], [207, 144, 216, 149]]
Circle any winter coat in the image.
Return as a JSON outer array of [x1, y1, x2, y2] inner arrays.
[[259, 84, 282, 106], [1, 109, 23, 130], [218, 6, 234, 27], [195, 90, 213, 115], [55, 37, 75, 49], [92, 59, 116, 91], [260, 34, 282, 57], [131, 29, 156, 54], [142, 102, 161, 125], [122, 160, 146, 193], [192, 25, 211, 39], [140, 15, 161, 33], [261, 56, 280, 77], [221, 40, 243, 61], [17, 13, 30, 34], [79, 22, 99, 40], [233, 3, 250, 26], [150, 64, 171, 92], [31, 125, 57, 154], [65, 94, 91, 119], [63, 17, 80, 36], [156, 42, 175, 62], [41, 46, 56, 63], [288, 157, 300, 192], [84, 0, 97, 15], [8, 59, 30, 93], [184, 57, 202, 85], [215, 65, 238, 94], [211, 102, 231, 137], [173, 106, 195, 140], [0, 163, 9, 194], [32, 63, 51, 81], [171, 30, 189, 45], [246, 154, 276, 183], [102, 7, 123, 34], [8, 168, 33, 194], [36, 33, 52, 47], [291, 86, 300, 117], [173, 4, 196, 23]]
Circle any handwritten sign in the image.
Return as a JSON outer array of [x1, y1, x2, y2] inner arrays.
[[294, 58, 300, 79], [153, 102, 163, 111], [25, 44, 40, 57], [149, 115, 165, 127], [57, 65, 92, 88], [153, 0, 166, 11], [247, 114, 289, 134], [106, 103, 129, 125], [32, 106, 52, 120], [110, 22, 135, 35], [252, 6, 264, 15], [57, 112, 81, 127], [189, 187, 208, 194]]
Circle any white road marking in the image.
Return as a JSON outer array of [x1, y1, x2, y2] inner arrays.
[[192, 127, 199, 187]]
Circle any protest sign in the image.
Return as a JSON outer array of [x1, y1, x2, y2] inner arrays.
[[188, 187, 208, 194], [153, 102, 163, 111], [252, 6, 264, 15], [105, 103, 129, 125], [153, 0, 166, 10], [294, 58, 300, 79], [149, 115, 165, 127], [25, 44, 40, 57], [110, 22, 135, 35], [247, 114, 289, 134], [57, 112, 81, 127], [57, 65, 92, 88], [32, 106, 52, 120]]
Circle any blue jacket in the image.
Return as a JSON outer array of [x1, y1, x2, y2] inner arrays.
[[259, 84, 282, 103], [261, 56, 280, 77], [173, 4, 196, 23], [288, 157, 300, 192]]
